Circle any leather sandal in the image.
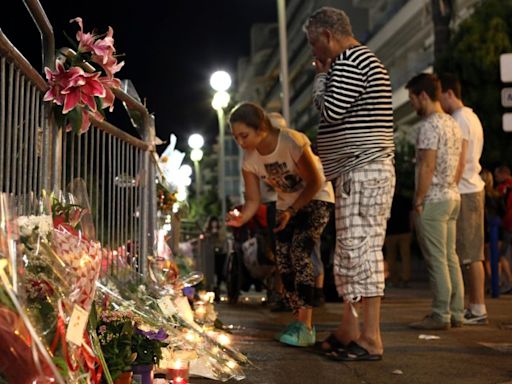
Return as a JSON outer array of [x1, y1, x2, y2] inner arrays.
[[312, 333, 346, 354]]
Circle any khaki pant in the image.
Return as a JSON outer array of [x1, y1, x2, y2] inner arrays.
[[415, 199, 464, 323], [456, 190, 485, 264]]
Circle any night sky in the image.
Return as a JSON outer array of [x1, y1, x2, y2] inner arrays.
[[3, 1, 278, 151]]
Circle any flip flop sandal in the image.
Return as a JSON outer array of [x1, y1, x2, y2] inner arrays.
[[312, 333, 346, 355], [328, 341, 382, 362]]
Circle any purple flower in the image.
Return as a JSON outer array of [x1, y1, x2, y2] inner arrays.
[[135, 327, 168, 341]]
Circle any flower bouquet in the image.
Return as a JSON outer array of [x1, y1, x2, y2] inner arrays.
[[43, 17, 124, 134], [0, 193, 65, 384], [13, 187, 104, 382]]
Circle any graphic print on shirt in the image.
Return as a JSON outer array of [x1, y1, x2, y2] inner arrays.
[[263, 161, 303, 193]]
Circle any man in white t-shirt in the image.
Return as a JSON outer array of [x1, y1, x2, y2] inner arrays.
[[440, 74, 487, 325], [406, 73, 464, 331]]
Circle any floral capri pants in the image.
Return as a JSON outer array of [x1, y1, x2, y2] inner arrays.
[[275, 199, 333, 310]]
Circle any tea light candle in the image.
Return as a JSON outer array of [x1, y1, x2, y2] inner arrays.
[[194, 300, 206, 321], [172, 377, 187, 384]]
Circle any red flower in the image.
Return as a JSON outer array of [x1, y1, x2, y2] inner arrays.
[[44, 61, 106, 114]]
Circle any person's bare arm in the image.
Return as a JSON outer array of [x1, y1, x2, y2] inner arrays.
[[454, 138, 468, 185], [414, 149, 437, 213], [274, 146, 322, 232], [225, 169, 261, 227]]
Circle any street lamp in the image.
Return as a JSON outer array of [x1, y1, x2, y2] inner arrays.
[[188, 133, 204, 203], [210, 70, 231, 220]]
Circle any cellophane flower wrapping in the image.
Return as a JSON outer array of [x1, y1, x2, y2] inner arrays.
[[0, 193, 64, 384], [96, 260, 247, 382], [14, 185, 103, 383]]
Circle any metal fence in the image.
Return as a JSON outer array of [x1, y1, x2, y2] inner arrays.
[[0, 31, 50, 203], [0, 1, 157, 279]]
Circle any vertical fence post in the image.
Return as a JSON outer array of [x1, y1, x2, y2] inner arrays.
[[139, 114, 157, 278], [22, 0, 56, 193]]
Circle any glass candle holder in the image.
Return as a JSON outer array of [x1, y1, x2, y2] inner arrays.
[[167, 359, 190, 384], [194, 300, 206, 321]]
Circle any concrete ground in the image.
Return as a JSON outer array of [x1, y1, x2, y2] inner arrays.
[[194, 283, 512, 384]]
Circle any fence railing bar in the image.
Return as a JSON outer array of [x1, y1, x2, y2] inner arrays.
[[121, 140, 127, 262], [0, 57, 5, 190], [11, 70, 20, 196], [18, 78, 30, 200], [27, 84, 36, 201], [77, 133, 82, 181], [21, 0, 55, 71], [107, 134, 113, 275], [85, 128, 91, 208], [100, 130, 106, 250], [89, 115, 150, 151], [129, 146, 135, 270], [0, 30, 48, 92], [5, 63, 14, 193], [135, 149, 141, 274], [69, 133, 75, 186], [17, 76, 25, 199], [96, 129, 101, 241], [22, 79, 31, 202], [37, 103, 44, 194]]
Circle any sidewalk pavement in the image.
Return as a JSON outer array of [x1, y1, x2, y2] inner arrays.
[[196, 282, 512, 384]]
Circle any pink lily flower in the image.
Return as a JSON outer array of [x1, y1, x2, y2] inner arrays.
[[70, 17, 96, 54], [70, 18, 116, 64], [99, 76, 121, 112], [92, 54, 125, 79], [43, 61, 83, 106], [61, 71, 106, 114], [91, 27, 115, 64]]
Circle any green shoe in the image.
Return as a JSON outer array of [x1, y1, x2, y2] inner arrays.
[[274, 321, 301, 341], [279, 322, 316, 347]]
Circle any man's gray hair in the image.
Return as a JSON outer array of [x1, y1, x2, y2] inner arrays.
[[303, 7, 353, 39]]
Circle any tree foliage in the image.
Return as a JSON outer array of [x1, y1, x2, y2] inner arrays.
[[436, 0, 512, 167]]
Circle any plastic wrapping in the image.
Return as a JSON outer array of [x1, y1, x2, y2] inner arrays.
[[0, 193, 65, 384]]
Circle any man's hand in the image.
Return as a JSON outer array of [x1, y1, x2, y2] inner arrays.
[[314, 57, 332, 74]]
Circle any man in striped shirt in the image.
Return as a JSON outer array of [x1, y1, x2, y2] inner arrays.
[[304, 6, 395, 362]]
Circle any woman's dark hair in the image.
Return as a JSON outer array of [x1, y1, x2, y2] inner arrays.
[[228, 102, 272, 131]]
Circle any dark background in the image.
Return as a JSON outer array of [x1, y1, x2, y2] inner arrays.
[[2, 1, 278, 152]]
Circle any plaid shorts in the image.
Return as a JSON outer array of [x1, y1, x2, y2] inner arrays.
[[333, 160, 395, 302]]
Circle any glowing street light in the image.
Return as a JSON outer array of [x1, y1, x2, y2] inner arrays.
[[209, 71, 231, 220], [209, 70, 232, 92], [188, 133, 204, 203], [188, 133, 205, 150]]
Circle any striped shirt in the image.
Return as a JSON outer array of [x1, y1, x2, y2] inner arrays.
[[313, 45, 395, 180]]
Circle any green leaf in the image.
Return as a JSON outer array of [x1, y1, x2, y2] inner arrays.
[[88, 300, 98, 330], [67, 106, 83, 135]]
